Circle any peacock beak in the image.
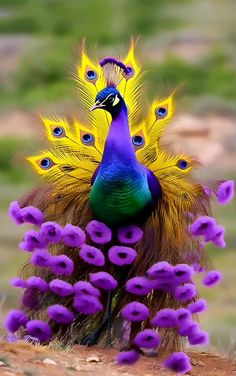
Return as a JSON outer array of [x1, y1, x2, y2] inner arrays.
[[90, 100, 104, 111]]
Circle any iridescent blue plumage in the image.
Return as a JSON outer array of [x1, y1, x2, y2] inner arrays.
[[90, 87, 162, 226]]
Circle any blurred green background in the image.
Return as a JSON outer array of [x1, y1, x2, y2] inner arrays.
[[0, 0, 235, 358]]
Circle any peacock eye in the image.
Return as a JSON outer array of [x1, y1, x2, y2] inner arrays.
[[86, 70, 97, 80], [156, 107, 167, 117], [106, 95, 114, 104], [126, 66, 134, 75], [132, 135, 144, 147], [82, 133, 94, 144], [40, 158, 52, 169], [177, 159, 189, 170], [53, 127, 64, 137]]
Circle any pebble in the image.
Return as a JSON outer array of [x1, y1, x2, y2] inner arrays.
[[0, 361, 6, 367], [85, 355, 101, 363], [42, 358, 57, 366]]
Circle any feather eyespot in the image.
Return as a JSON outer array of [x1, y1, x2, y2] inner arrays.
[[177, 159, 189, 170], [132, 135, 144, 147], [155, 107, 167, 117], [82, 133, 94, 144], [52, 127, 64, 137], [40, 158, 53, 170], [86, 70, 97, 81], [126, 66, 134, 75]]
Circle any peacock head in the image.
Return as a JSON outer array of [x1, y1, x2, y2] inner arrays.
[[91, 87, 125, 117]]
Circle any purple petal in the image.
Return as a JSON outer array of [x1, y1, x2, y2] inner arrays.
[[50, 254, 74, 276], [47, 304, 75, 324], [188, 330, 209, 346], [27, 276, 49, 292], [31, 249, 52, 267], [89, 272, 118, 291], [11, 277, 28, 289], [173, 283, 197, 302], [108, 246, 137, 266], [40, 221, 63, 244], [21, 206, 44, 226], [117, 225, 143, 244], [151, 308, 176, 328], [79, 244, 105, 266], [86, 220, 112, 245], [116, 349, 139, 365], [164, 352, 192, 374], [73, 294, 103, 315], [125, 276, 152, 296], [26, 320, 52, 342], [188, 299, 208, 314], [74, 281, 100, 298], [174, 264, 194, 285], [134, 329, 161, 349], [20, 230, 47, 252], [146, 261, 174, 280], [5, 309, 29, 332], [211, 225, 226, 248], [217, 180, 234, 205], [21, 287, 40, 309], [62, 224, 86, 248], [8, 201, 24, 225], [175, 308, 192, 326], [121, 301, 150, 322], [178, 320, 200, 337], [189, 216, 217, 238], [202, 270, 222, 287], [49, 279, 74, 297]]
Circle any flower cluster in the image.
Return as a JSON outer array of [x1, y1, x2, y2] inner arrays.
[[6, 200, 229, 373]]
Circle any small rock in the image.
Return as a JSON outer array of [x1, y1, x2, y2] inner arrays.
[[85, 355, 101, 363], [198, 361, 205, 366], [0, 361, 6, 367], [42, 358, 57, 366]]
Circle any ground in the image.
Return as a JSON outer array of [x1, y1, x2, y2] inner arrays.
[[0, 343, 236, 376]]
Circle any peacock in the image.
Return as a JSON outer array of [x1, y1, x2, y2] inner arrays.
[[5, 39, 234, 373]]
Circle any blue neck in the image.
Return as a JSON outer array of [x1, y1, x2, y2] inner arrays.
[[102, 101, 136, 165]]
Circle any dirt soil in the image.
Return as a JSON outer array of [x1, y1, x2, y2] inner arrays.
[[0, 342, 236, 376]]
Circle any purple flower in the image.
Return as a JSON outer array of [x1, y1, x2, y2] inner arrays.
[[121, 301, 150, 322], [202, 270, 222, 287], [27, 276, 49, 292], [47, 304, 75, 324], [174, 264, 193, 285], [178, 320, 200, 337], [174, 283, 197, 302], [164, 352, 192, 374], [26, 320, 53, 342], [21, 206, 44, 226], [6, 333, 18, 343], [74, 281, 100, 298], [86, 220, 112, 245], [11, 277, 28, 289], [188, 330, 209, 346], [151, 279, 175, 292], [189, 216, 217, 238], [108, 246, 137, 266], [188, 299, 207, 314], [175, 308, 192, 326], [21, 287, 40, 309], [40, 221, 63, 244], [20, 230, 46, 252], [211, 225, 226, 248], [116, 349, 139, 365], [49, 279, 74, 297], [217, 180, 234, 205], [134, 329, 161, 349], [31, 249, 52, 268], [117, 225, 143, 244], [5, 309, 29, 332], [62, 224, 86, 248], [146, 261, 174, 280], [50, 254, 74, 276], [89, 272, 118, 291], [125, 277, 152, 296], [73, 294, 103, 315], [8, 201, 24, 225], [151, 308, 176, 328], [79, 244, 105, 266]]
